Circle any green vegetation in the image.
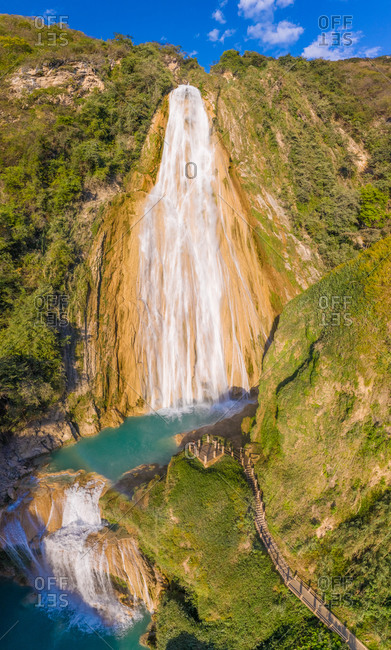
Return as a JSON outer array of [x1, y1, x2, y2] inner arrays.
[[212, 49, 268, 77], [251, 236, 391, 649], [210, 52, 391, 269], [101, 454, 344, 649], [0, 15, 196, 437], [359, 184, 389, 227], [313, 488, 391, 646]]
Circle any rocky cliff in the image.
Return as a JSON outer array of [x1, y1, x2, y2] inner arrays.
[[84, 86, 318, 422]]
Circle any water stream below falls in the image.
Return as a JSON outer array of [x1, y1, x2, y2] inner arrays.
[[0, 402, 248, 649], [0, 474, 152, 649], [49, 402, 238, 481], [0, 580, 150, 650], [1, 477, 152, 632]]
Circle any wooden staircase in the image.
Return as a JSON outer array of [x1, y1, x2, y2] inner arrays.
[[225, 447, 368, 650]]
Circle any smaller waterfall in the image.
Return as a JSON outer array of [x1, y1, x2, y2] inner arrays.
[[0, 477, 154, 632]]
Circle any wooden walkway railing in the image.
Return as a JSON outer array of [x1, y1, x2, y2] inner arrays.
[[227, 446, 368, 650]]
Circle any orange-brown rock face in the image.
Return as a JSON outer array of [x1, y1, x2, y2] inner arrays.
[[84, 85, 314, 422]]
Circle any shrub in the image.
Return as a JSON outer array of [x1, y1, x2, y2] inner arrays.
[[359, 183, 389, 227]]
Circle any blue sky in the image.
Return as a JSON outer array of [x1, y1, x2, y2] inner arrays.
[[6, 0, 391, 69]]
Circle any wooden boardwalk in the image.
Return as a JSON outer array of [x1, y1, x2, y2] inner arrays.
[[228, 448, 368, 650]]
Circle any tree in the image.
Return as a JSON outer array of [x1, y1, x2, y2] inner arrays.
[[359, 184, 389, 227]]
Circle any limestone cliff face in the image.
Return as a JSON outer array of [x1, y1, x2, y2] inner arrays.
[[9, 60, 105, 105], [82, 101, 169, 422], [85, 88, 318, 422]]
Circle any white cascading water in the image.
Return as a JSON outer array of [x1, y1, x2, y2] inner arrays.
[[1, 479, 153, 631], [42, 480, 133, 630], [138, 84, 254, 410]]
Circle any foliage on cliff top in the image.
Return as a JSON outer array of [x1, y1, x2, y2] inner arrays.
[[251, 235, 391, 649], [101, 454, 343, 649], [210, 52, 391, 270]]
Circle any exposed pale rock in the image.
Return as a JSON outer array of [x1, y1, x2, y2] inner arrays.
[[9, 61, 104, 104]]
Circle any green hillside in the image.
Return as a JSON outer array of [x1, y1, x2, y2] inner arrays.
[[251, 235, 391, 649], [101, 453, 344, 649], [211, 51, 391, 268]]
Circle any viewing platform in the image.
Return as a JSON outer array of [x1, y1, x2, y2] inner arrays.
[[188, 435, 227, 467]]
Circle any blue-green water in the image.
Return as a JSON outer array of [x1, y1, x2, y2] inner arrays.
[[3, 402, 240, 649], [0, 580, 150, 650], [48, 403, 232, 482]]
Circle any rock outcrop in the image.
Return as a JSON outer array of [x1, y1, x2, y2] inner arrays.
[[0, 408, 77, 502], [9, 60, 105, 104]]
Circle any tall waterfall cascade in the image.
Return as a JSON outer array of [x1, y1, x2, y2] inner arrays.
[[137, 84, 263, 410], [0, 477, 154, 631]]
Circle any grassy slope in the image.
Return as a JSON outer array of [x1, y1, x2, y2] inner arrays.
[[101, 454, 344, 649], [251, 235, 391, 649]]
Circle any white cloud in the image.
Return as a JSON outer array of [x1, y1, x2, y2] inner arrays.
[[208, 27, 236, 43], [301, 38, 349, 61], [248, 20, 303, 45], [208, 28, 221, 42], [238, 0, 302, 49], [220, 28, 236, 42], [301, 31, 381, 61], [212, 8, 226, 23], [362, 46, 382, 58], [238, 0, 295, 18], [238, 0, 274, 19], [238, 0, 300, 49]]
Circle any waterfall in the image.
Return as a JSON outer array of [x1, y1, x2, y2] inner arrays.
[[138, 84, 259, 410], [0, 477, 154, 632]]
